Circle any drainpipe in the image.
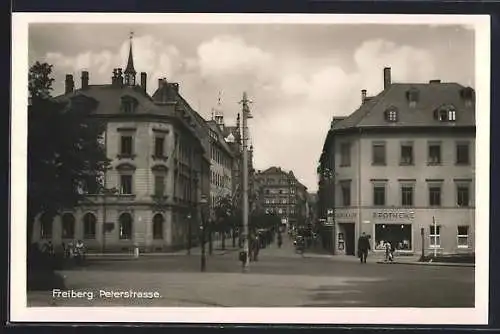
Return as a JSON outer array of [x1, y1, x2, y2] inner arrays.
[[357, 129, 362, 252]]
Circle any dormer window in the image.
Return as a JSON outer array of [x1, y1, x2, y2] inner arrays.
[[460, 87, 475, 107], [406, 87, 420, 108], [384, 106, 398, 122], [121, 95, 138, 114], [434, 104, 457, 122]]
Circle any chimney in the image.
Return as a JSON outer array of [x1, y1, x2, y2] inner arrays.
[[65, 74, 74, 94], [140, 72, 147, 92], [117, 68, 123, 86], [361, 89, 367, 104], [81, 71, 89, 90], [158, 78, 165, 89], [383, 67, 391, 90]]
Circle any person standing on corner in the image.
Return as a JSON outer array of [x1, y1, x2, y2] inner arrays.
[[357, 232, 371, 264]]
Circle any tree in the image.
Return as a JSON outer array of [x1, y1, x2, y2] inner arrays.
[[27, 61, 110, 246], [213, 195, 234, 250]]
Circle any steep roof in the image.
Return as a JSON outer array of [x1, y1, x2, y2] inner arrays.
[[206, 120, 236, 158], [332, 82, 475, 131], [55, 85, 169, 116]]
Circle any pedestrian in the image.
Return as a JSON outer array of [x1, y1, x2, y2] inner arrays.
[[384, 240, 393, 262], [277, 233, 283, 248], [357, 232, 371, 264]]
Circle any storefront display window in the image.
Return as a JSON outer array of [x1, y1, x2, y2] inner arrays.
[[374, 224, 412, 250]]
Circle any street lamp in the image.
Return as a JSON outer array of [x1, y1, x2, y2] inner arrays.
[[187, 213, 192, 255], [199, 195, 208, 272]]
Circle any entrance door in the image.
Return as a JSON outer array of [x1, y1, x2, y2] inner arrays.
[[344, 223, 355, 256]]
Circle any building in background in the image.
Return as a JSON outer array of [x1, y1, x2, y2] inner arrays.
[[32, 36, 211, 252], [255, 167, 309, 228], [317, 67, 475, 256]]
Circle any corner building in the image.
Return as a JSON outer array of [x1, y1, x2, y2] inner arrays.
[[318, 67, 475, 256], [32, 38, 211, 252]]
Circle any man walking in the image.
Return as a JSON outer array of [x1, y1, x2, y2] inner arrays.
[[357, 232, 371, 264]]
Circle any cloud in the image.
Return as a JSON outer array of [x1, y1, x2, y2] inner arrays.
[[42, 34, 183, 95], [196, 35, 273, 79]]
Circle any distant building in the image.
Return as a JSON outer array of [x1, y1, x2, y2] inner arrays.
[[32, 36, 211, 252], [317, 67, 475, 256], [255, 167, 308, 227]]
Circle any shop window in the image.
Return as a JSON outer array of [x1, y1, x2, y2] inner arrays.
[[83, 212, 97, 239], [429, 225, 441, 248], [372, 142, 386, 165], [119, 213, 133, 240], [340, 143, 351, 167], [61, 213, 75, 239], [374, 224, 412, 251], [457, 226, 469, 248], [153, 214, 164, 240], [373, 185, 386, 206]]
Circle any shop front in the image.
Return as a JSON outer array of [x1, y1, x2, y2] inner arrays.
[[335, 210, 357, 256], [367, 209, 415, 254]]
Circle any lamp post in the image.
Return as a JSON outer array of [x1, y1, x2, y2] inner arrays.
[[199, 195, 208, 272], [420, 227, 425, 261], [187, 213, 192, 255]]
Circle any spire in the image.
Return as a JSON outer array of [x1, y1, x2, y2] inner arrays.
[[214, 91, 224, 130], [124, 31, 136, 86]]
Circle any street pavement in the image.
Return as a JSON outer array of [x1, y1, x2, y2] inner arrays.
[[28, 235, 474, 308]]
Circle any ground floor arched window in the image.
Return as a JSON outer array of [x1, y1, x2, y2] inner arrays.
[[153, 214, 164, 240], [40, 212, 53, 239], [119, 213, 133, 240], [61, 213, 75, 239], [83, 213, 97, 239]]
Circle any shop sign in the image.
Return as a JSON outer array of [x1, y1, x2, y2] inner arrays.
[[372, 210, 415, 220], [335, 211, 357, 219]]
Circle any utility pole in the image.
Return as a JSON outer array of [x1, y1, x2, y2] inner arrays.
[[240, 92, 252, 272]]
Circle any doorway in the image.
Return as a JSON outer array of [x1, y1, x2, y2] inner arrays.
[[339, 223, 356, 256]]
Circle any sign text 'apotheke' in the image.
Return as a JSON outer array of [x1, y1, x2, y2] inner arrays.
[[372, 210, 415, 220]]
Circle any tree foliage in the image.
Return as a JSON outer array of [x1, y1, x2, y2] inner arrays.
[[27, 61, 110, 243]]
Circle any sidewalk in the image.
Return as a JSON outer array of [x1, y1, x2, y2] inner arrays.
[[86, 238, 239, 259]]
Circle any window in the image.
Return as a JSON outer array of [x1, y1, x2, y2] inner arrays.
[[340, 143, 351, 166], [83, 213, 96, 239], [401, 185, 414, 207], [153, 214, 164, 240], [40, 213, 53, 239], [457, 184, 470, 207], [119, 213, 133, 240], [154, 175, 165, 196], [373, 185, 386, 206], [429, 225, 441, 248], [120, 175, 133, 194], [120, 136, 133, 156], [372, 143, 386, 165], [428, 143, 442, 165], [456, 143, 470, 165], [61, 213, 75, 239], [341, 182, 351, 206], [400, 143, 414, 165], [154, 137, 165, 157], [123, 101, 135, 113], [429, 185, 442, 206], [449, 110, 456, 121], [375, 224, 412, 250], [385, 107, 398, 122], [457, 226, 469, 248]]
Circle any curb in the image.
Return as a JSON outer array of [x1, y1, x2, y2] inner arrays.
[[376, 260, 475, 267]]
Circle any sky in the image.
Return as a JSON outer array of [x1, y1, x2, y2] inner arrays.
[[28, 23, 475, 192]]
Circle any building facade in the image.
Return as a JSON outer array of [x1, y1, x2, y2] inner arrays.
[[32, 38, 211, 252], [317, 67, 476, 256], [255, 167, 309, 228]]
